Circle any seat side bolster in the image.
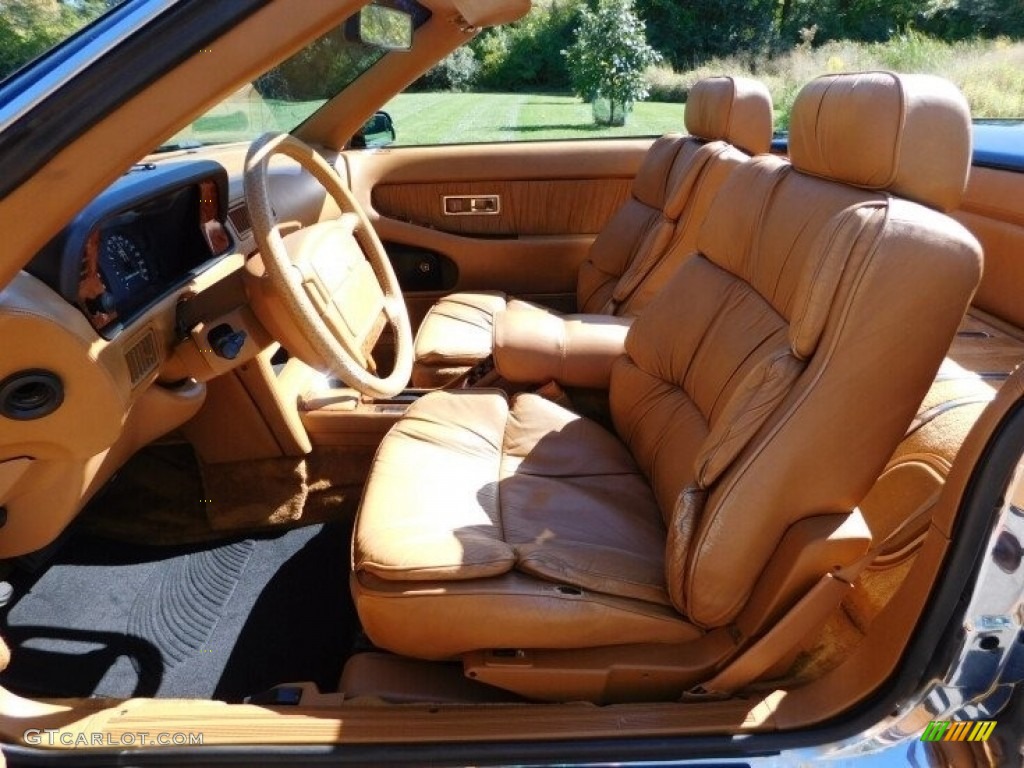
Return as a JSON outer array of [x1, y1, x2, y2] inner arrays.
[[354, 390, 516, 581]]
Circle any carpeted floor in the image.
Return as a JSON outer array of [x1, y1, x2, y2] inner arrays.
[[0, 521, 356, 701], [79, 443, 373, 546]]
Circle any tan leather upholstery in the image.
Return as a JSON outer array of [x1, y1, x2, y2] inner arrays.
[[412, 291, 507, 389], [954, 166, 1024, 330], [410, 77, 773, 388], [835, 116, 1024, 564], [353, 73, 980, 671], [858, 311, 1024, 558], [492, 306, 632, 388], [355, 572, 700, 660], [788, 71, 971, 212], [684, 76, 774, 156], [355, 391, 699, 658], [357, 391, 670, 599]]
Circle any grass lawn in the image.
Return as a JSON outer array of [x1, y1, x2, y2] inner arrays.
[[382, 92, 684, 145], [170, 91, 683, 148]]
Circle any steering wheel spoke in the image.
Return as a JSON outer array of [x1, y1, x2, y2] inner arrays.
[[244, 133, 413, 398]]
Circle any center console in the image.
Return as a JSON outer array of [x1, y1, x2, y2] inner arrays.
[[299, 382, 431, 448]]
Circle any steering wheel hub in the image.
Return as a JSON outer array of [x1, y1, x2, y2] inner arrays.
[[244, 133, 412, 398]]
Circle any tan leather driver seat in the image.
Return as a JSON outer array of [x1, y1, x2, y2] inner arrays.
[[411, 76, 774, 388], [353, 73, 981, 696]]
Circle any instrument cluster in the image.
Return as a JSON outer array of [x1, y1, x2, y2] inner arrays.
[[28, 160, 232, 338]]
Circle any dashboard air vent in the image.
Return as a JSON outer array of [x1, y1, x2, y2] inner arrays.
[[228, 204, 253, 239], [125, 330, 159, 387]]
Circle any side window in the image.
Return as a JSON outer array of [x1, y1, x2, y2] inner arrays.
[[382, 3, 685, 146], [381, 91, 685, 146], [380, 2, 1024, 149]]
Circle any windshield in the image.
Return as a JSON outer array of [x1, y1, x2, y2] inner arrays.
[[156, 2, 429, 153], [0, 0, 124, 82]]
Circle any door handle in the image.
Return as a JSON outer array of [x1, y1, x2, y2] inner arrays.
[[443, 195, 501, 216]]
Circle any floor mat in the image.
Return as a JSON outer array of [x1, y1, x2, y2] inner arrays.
[[0, 522, 356, 701]]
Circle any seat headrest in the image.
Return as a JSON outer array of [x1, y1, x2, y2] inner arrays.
[[684, 76, 774, 156], [789, 71, 971, 212]]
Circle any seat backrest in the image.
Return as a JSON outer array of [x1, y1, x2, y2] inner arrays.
[[576, 76, 773, 316], [609, 72, 982, 628]]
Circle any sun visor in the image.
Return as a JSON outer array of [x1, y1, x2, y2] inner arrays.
[[452, 0, 530, 28]]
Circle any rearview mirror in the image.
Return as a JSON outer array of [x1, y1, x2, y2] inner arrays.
[[350, 5, 413, 51], [352, 111, 396, 149]]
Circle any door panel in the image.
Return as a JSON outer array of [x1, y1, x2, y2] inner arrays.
[[373, 178, 633, 237], [343, 139, 652, 328], [952, 166, 1024, 330]]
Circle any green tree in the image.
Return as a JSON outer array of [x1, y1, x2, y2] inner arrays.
[[419, 47, 480, 92], [563, 0, 661, 126], [920, 0, 1024, 39], [638, 0, 777, 68], [0, 0, 113, 81], [253, 26, 381, 101], [470, 1, 581, 91], [778, 0, 927, 44]]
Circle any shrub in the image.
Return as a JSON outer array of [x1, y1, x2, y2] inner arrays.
[[644, 64, 690, 103], [563, 0, 662, 125], [470, 2, 579, 91], [871, 29, 955, 72], [660, 36, 1024, 131], [421, 47, 480, 92]]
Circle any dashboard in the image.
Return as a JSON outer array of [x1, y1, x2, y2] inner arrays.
[[28, 160, 233, 339], [1, 146, 348, 559]]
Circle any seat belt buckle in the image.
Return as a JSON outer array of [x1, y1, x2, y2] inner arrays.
[[679, 684, 731, 702]]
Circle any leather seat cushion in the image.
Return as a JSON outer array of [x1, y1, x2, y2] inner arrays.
[[411, 295, 554, 387], [354, 390, 671, 606], [412, 291, 509, 368]]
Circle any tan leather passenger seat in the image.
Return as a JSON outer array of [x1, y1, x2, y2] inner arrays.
[[351, 73, 981, 700], [410, 76, 774, 388]]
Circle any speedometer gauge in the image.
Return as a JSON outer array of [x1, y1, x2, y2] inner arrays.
[[101, 233, 150, 292]]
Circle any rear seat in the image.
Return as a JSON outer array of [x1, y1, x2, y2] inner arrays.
[[411, 76, 774, 388], [850, 165, 1024, 615]]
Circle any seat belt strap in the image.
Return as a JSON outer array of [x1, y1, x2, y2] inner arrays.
[[609, 143, 729, 308]]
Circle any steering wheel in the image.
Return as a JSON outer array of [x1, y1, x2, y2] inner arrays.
[[243, 132, 412, 399]]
